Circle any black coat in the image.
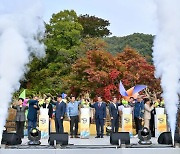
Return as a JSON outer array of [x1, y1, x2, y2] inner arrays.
[[55, 101, 66, 119], [90, 102, 106, 119], [109, 103, 119, 118], [27, 100, 39, 121]]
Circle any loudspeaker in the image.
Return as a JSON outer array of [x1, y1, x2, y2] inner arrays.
[[1, 133, 22, 145], [174, 133, 180, 143], [158, 132, 180, 144], [49, 132, 68, 145], [110, 132, 130, 145]]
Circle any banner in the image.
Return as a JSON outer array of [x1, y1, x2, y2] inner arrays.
[[157, 114, 167, 133], [80, 108, 90, 138], [155, 108, 167, 137], [39, 108, 49, 138], [122, 114, 132, 133]]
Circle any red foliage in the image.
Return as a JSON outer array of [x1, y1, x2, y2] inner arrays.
[[109, 69, 120, 80], [70, 47, 160, 101]]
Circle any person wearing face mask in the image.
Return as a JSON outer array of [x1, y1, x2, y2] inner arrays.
[[12, 98, 28, 138]]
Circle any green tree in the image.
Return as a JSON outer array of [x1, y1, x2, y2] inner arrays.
[[46, 10, 83, 52], [104, 33, 154, 62], [23, 10, 84, 95], [78, 14, 111, 38]]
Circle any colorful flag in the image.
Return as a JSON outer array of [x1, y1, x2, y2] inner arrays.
[[119, 80, 147, 100], [19, 89, 26, 99]]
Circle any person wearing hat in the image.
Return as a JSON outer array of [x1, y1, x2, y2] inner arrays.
[[55, 94, 66, 133]]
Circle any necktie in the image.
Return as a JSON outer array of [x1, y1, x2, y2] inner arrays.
[[98, 103, 101, 108], [114, 103, 116, 109]]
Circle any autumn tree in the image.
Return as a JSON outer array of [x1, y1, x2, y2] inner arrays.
[[70, 49, 122, 100], [79, 37, 108, 55], [116, 47, 160, 92], [69, 47, 160, 101]]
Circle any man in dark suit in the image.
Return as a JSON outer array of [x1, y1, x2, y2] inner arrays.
[[90, 96, 106, 138], [27, 96, 39, 133], [55, 94, 66, 133], [109, 97, 120, 133], [134, 95, 144, 135]]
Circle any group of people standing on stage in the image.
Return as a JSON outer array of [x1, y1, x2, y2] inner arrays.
[[12, 96, 39, 138], [11, 93, 165, 138]]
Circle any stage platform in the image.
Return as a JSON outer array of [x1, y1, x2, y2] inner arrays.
[[0, 136, 180, 154]]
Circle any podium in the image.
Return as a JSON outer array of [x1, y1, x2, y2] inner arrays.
[[121, 108, 133, 135], [39, 108, 49, 138], [155, 108, 167, 137], [80, 108, 90, 138]]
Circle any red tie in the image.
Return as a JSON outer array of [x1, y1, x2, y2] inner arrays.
[[98, 103, 101, 108]]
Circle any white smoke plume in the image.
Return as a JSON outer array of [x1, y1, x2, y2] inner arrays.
[[0, 0, 45, 142], [153, 0, 180, 142]]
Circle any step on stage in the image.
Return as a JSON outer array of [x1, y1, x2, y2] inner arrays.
[[0, 136, 180, 154]]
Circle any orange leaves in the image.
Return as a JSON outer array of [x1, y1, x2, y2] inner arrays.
[[70, 46, 160, 101], [109, 69, 120, 80]]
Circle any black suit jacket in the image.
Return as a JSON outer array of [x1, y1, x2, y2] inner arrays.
[[55, 101, 66, 119], [27, 100, 39, 121], [90, 102, 106, 119], [109, 103, 119, 118]]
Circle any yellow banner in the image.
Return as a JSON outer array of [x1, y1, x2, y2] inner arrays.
[[157, 114, 167, 132], [122, 114, 132, 132], [80, 108, 90, 138], [39, 114, 49, 138]]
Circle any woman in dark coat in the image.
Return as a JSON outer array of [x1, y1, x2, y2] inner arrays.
[[12, 98, 28, 138]]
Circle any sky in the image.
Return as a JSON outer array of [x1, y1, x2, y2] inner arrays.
[[43, 0, 158, 37]]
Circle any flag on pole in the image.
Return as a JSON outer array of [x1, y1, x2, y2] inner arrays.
[[19, 89, 26, 99]]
